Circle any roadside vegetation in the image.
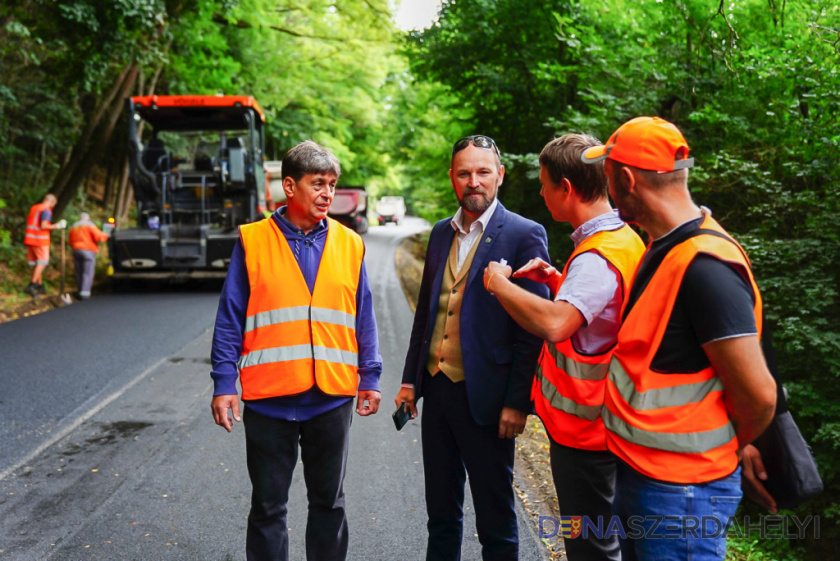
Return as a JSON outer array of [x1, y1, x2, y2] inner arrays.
[[1, 1, 837, 558]]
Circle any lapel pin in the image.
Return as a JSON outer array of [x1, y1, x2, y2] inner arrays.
[[485, 237, 493, 243]]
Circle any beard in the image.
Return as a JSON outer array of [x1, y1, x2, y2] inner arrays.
[[459, 188, 495, 214]]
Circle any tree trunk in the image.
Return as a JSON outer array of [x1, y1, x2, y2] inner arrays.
[[114, 162, 133, 223], [54, 65, 139, 217], [50, 64, 135, 204], [110, 58, 167, 223]]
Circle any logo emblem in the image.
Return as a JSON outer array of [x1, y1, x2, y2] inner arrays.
[[560, 516, 582, 539]]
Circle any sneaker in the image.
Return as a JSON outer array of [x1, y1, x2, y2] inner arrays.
[[24, 283, 37, 297], [37, 284, 46, 295]]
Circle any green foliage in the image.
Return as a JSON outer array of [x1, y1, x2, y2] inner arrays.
[[0, 0, 403, 232], [2, 3, 839, 558], [406, 1, 840, 558], [378, 71, 473, 221], [0, 198, 10, 248]]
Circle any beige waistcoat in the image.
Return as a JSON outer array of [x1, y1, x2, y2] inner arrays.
[[426, 234, 480, 383]]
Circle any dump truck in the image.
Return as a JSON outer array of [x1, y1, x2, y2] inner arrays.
[[328, 186, 368, 234], [375, 195, 406, 225], [110, 95, 266, 279]]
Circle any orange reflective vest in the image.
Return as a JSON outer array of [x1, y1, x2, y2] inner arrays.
[[237, 217, 364, 400], [603, 215, 762, 483], [24, 203, 52, 247], [534, 223, 645, 451], [69, 220, 108, 252]]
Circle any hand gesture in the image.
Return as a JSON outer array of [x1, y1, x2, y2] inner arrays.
[[512, 257, 557, 284]]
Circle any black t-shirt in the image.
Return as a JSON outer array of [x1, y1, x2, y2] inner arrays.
[[626, 217, 758, 374]]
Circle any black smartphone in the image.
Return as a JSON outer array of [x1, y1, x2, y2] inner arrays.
[[392, 401, 411, 431]]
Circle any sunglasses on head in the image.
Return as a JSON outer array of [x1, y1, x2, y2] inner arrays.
[[452, 135, 501, 158]]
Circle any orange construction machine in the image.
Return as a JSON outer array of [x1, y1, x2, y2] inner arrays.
[[110, 95, 267, 279]]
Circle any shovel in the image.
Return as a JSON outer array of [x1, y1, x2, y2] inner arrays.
[[59, 227, 72, 305]]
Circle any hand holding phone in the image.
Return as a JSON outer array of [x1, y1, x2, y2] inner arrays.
[[392, 401, 411, 431]]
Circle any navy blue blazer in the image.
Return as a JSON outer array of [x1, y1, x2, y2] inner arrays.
[[401, 202, 551, 426]]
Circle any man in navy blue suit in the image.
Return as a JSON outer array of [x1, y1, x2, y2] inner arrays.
[[395, 135, 550, 561]]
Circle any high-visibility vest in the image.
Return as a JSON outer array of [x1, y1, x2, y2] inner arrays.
[[237, 217, 364, 400], [603, 215, 762, 483], [533, 224, 645, 451], [24, 203, 52, 247], [69, 220, 108, 252]]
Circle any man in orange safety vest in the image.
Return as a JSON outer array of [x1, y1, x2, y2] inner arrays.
[[483, 134, 645, 561], [581, 117, 777, 561], [68, 212, 109, 299], [23, 193, 66, 297]]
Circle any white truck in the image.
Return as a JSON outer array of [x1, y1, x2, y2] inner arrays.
[[375, 196, 406, 225]]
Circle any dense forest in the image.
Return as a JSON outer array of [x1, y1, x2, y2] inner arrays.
[[1, 1, 838, 559]]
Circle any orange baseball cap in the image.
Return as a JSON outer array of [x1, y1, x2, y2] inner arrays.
[[581, 116, 694, 172]]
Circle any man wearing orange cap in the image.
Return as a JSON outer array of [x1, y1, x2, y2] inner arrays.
[[581, 117, 777, 561]]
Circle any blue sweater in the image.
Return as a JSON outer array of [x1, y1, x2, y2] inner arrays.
[[210, 208, 382, 421]]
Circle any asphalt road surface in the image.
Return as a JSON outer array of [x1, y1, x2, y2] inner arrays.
[[0, 218, 548, 561]]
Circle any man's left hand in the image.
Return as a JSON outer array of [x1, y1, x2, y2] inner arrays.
[[356, 390, 381, 416], [498, 406, 527, 439]]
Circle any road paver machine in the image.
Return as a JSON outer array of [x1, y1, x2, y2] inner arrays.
[[110, 95, 267, 279]]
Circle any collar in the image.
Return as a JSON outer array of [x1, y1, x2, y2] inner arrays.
[[570, 210, 626, 247], [450, 197, 499, 235], [272, 206, 328, 239]]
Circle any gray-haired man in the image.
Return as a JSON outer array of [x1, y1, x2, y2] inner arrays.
[[210, 140, 383, 561]]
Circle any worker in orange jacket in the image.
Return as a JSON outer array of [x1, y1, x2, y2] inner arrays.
[[68, 212, 109, 299], [581, 117, 776, 561], [23, 193, 66, 297], [483, 134, 645, 561]]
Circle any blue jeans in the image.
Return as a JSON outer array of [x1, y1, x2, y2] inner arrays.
[[614, 461, 743, 561]]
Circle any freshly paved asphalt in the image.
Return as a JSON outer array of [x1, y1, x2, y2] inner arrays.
[[0, 218, 549, 560]]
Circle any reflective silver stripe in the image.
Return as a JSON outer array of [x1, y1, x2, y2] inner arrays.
[[25, 233, 49, 240], [237, 344, 358, 370], [238, 344, 313, 369], [311, 307, 356, 330], [603, 407, 736, 453], [26, 225, 42, 230], [313, 345, 358, 367], [609, 356, 724, 411], [244, 306, 356, 334], [537, 367, 602, 421], [245, 306, 310, 333], [546, 344, 609, 381]]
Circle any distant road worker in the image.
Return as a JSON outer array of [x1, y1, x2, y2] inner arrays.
[[68, 212, 109, 300], [23, 193, 65, 297]]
